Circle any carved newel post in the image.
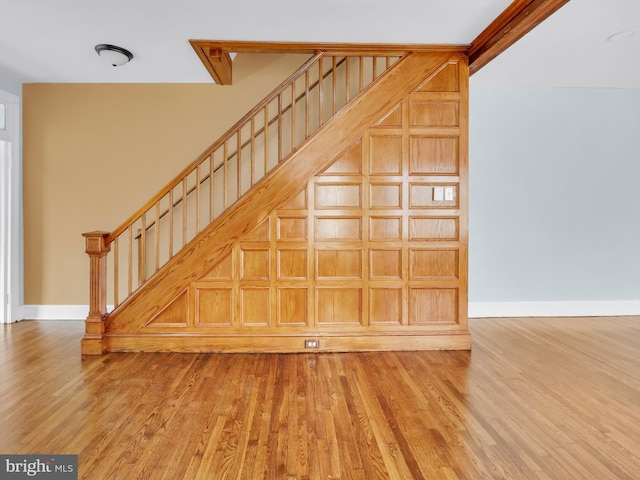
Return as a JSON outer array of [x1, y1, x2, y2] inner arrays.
[[81, 231, 111, 355]]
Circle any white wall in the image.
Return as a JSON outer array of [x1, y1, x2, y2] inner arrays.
[[469, 86, 640, 312], [0, 72, 20, 97]]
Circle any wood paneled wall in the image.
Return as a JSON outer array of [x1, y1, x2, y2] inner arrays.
[[106, 54, 469, 352]]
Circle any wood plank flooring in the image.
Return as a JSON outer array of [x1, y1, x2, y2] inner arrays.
[[1, 317, 638, 479]]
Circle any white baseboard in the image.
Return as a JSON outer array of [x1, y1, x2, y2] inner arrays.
[[469, 301, 640, 318], [22, 305, 88, 320], [21, 305, 114, 321]]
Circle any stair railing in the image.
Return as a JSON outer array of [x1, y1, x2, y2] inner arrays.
[[84, 52, 404, 320]]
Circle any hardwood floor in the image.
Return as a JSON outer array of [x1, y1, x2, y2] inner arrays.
[[1, 317, 638, 479]]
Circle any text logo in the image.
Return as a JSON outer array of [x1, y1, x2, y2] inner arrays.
[[0, 455, 77, 479]]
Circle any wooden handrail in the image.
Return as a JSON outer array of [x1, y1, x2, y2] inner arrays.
[[106, 52, 325, 245]]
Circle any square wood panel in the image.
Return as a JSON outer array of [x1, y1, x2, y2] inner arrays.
[[277, 288, 309, 326], [410, 137, 459, 175], [277, 216, 308, 241], [316, 217, 362, 241], [240, 249, 270, 280], [316, 288, 362, 325], [370, 183, 402, 209], [241, 288, 270, 326], [369, 249, 402, 279], [370, 135, 402, 175], [409, 249, 459, 279], [370, 217, 402, 241], [409, 288, 458, 325], [315, 184, 362, 209], [409, 217, 458, 241], [196, 288, 232, 326], [278, 249, 308, 280], [409, 101, 459, 127], [370, 288, 402, 324], [316, 249, 362, 279]]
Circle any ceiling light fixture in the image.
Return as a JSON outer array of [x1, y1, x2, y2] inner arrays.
[[95, 44, 133, 67]]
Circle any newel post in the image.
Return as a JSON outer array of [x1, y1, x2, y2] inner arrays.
[[81, 231, 111, 355]]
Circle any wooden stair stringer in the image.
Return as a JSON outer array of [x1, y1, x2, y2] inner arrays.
[[105, 52, 457, 335]]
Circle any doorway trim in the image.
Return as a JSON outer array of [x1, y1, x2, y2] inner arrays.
[[0, 88, 21, 323]]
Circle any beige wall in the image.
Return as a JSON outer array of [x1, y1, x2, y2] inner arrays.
[[23, 53, 309, 305]]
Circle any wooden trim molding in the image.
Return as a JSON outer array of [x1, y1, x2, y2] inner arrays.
[[189, 41, 467, 84], [104, 332, 473, 353], [468, 0, 571, 75], [190, 44, 233, 85], [189, 40, 468, 55]]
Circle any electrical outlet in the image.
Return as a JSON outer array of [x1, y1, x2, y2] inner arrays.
[[433, 186, 444, 202], [304, 339, 320, 349]]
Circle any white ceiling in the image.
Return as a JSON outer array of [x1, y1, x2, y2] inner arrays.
[[472, 0, 640, 88], [0, 0, 638, 87]]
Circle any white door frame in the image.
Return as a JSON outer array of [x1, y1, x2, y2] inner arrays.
[[0, 89, 21, 323]]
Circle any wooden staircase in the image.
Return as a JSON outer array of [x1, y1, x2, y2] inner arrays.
[[82, 49, 471, 354]]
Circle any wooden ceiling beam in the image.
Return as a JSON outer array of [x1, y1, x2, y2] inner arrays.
[[468, 0, 571, 75]]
